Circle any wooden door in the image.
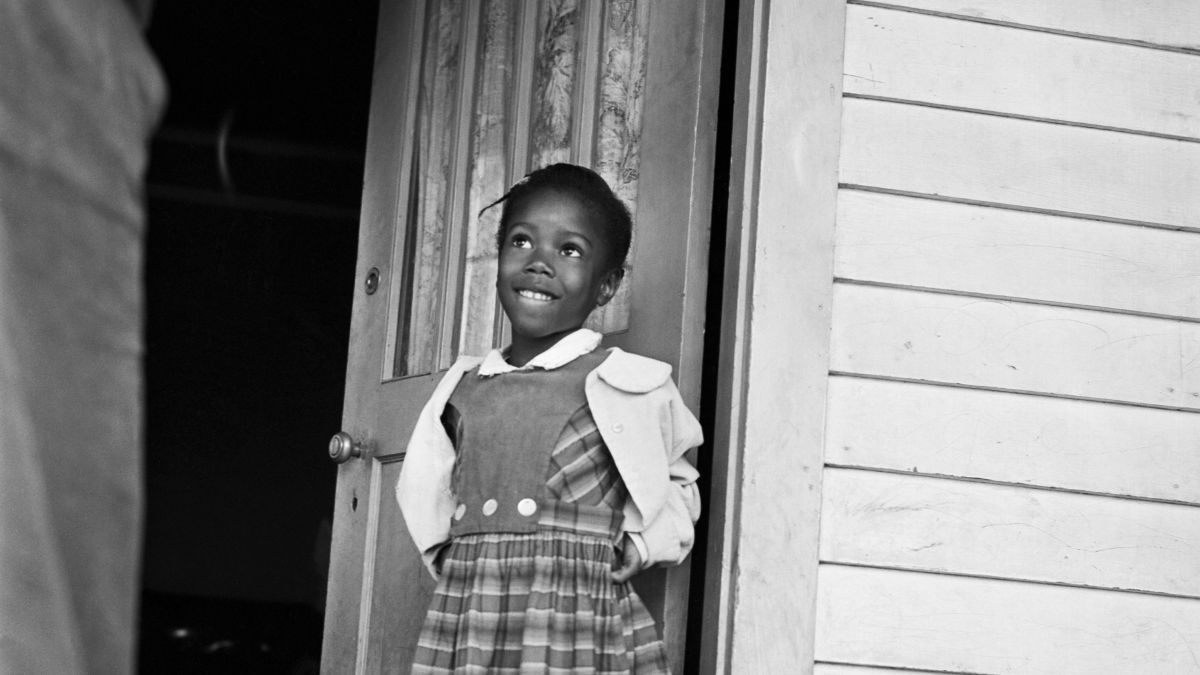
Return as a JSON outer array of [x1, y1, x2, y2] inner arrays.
[[320, 1, 723, 672]]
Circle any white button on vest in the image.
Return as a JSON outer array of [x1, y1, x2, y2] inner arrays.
[[453, 503, 466, 521], [482, 498, 498, 516], [612, 423, 624, 433], [517, 498, 537, 517]]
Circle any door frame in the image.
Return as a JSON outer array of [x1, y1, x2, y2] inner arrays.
[[322, 0, 732, 672], [607, 0, 728, 667], [698, 0, 845, 672]]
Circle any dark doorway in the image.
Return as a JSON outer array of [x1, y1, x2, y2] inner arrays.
[[139, 3, 378, 672]]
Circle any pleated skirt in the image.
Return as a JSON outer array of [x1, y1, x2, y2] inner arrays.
[[412, 505, 669, 674]]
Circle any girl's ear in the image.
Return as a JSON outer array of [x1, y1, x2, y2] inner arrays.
[[594, 267, 624, 307]]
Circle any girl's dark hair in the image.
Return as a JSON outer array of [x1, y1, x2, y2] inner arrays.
[[484, 163, 632, 272]]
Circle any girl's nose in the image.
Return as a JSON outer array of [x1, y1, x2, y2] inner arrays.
[[525, 254, 553, 276]]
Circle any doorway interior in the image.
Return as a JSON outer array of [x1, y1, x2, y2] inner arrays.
[[138, 2, 378, 672], [137, 1, 738, 672]]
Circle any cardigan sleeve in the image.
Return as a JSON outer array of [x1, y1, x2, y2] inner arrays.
[[634, 378, 703, 567], [590, 349, 704, 568], [395, 357, 479, 577]]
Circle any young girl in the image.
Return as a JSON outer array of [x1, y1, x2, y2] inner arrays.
[[396, 163, 702, 674]]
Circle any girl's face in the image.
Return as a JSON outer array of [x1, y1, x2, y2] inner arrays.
[[497, 188, 621, 363]]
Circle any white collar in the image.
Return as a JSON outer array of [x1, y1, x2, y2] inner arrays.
[[477, 328, 602, 376]]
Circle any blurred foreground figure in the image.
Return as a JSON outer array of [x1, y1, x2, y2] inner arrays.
[[0, 1, 164, 672]]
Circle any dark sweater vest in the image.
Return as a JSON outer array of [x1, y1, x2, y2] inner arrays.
[[446, 348, 608, 536]]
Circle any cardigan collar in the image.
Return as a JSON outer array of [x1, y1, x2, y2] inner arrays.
[[477, 328, 602, 376]]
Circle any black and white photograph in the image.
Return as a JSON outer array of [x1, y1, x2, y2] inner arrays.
[[2, 1, 1198, 673]]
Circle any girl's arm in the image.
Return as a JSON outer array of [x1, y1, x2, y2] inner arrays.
[[626, 379, 703, 568], [628, 452, 701, 567], [589, 349, 702, 570], [396, 357, 479, 577]]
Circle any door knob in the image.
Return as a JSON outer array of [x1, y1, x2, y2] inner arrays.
[[329, 431, 366, 463]]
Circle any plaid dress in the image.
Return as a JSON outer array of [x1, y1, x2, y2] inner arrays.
[[412, 401, 670, 674]]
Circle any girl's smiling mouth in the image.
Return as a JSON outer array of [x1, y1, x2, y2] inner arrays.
[[517, 289, 556, 301]]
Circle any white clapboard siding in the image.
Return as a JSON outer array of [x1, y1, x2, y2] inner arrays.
[[816, 565, 1200, 674], [839, 97, 1200, 230], [881, 0, 1200, 50], [830, 283, 1200, 410], [834, 191, 1200, 320], [820, 468, 1200, 596], [825, 376, 1200, 504], [844, 4, 1200, 139], [814, 666, 956, 675]]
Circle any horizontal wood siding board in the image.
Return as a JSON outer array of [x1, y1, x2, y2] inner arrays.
[[819, 467, 1200, 597], [859, 0, 1200, 51], [844, 5, 1200, 139], [839, 98, 1200, 231], [825, 376, 1200, 505], [814, 664, 971, 675], [829, 283, 1200, 410], [834, 191, 1200, 321], [816, 565, 1200, 674]]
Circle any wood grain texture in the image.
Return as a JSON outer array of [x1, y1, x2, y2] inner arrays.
[[839, 97, 1200, 230], [815, 565, 1200, 674], [820, 468, 1200, 596], [530, 0, 578, 169], [873, 0, 1200, 50], [825, 376, 1200, 504], [834, 190, 1200, 320], [459, 0, 516, 357], [844, 4, 1200, 138], [830, 283, 1200, 410]]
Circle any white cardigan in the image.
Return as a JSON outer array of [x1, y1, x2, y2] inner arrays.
[[395, 348, 703, 577]]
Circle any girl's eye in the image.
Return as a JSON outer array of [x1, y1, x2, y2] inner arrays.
[[510, 234, 532, 248], [561, 244, 583, 258]]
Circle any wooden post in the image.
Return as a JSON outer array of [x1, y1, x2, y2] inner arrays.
[[701, 0, 846, 671]]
